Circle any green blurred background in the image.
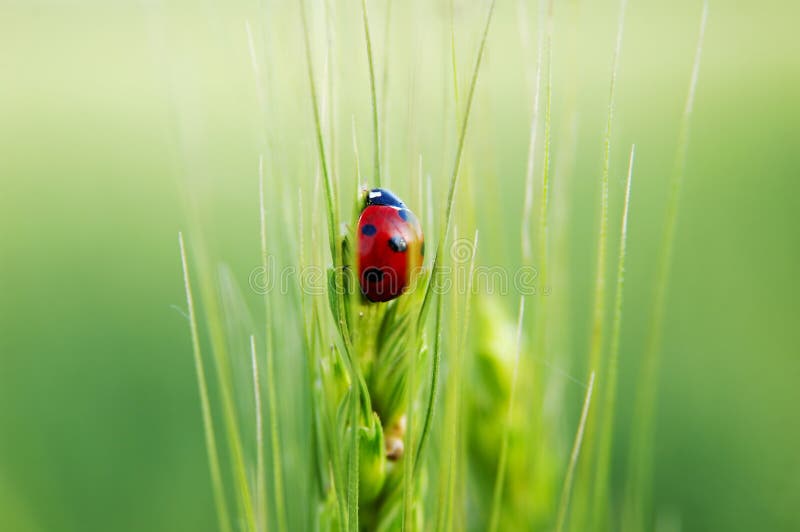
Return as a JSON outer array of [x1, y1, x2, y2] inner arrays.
[[1, 0, 798, 530]]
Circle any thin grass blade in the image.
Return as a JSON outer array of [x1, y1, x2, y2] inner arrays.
[[249, 335, 268, 531], [419, 0, 497, 331], [626, 3, 709, 526], [588, 0, 628, 376], [360, 0, 381, 186], [555, 372, 597, 532], [178, 232, 232, 532], [591, 145, 635, 524], [259, 157, 289, 532]]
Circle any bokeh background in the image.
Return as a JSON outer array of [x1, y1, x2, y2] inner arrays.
[[1, 0, 798, 530]]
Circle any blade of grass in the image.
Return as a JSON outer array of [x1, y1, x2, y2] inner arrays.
[[360, 0, 381, 185], [626, 2, 709, 526], [249, 335, 268, 531], [591, 145, 635, 525], [379, 0, 393, 183], [413, 161, 458, 475], [299, 8, 336, 255], [448, 224, 466, 532], [297, 187, 329, 504], [438, 230, 479, 532], [305, 154, 349, 527], [170, 27, 255, 531], [413, 290, 443, 474], [299, 0, 356, 367], [587, 0, 627, 375], [259, 158, 289, 532], [299, 0, 341, 270], [537, 0, 554, 282], [401, 387, 414, 531], [402, 300, 425, 530], [449, 0, 460, 113], [178, 232, 232, 532], [324, 0, 339, 200], [520, 10, 544, 264], [347, 385, 360, 532], [303, 159, 344, 516], [530, 0, 554, 414], [419, 0, 497, 331], [576, 2, 628, 522], [555, 371, 597, 532], [524, 2, 552, 505], [194, 246, 256, 531], [352, 115, 362, 191], [298, 186, 311, 364], [245, 20, 267, 128], [487, 297, 526, 532]]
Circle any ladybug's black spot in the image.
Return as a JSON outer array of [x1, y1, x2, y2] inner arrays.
[[398, 209, 409, 221], [388, 236, 407, 253], [363, 267, 384, 283], [362, 224, 377, 236]]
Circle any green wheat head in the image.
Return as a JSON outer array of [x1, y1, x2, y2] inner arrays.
[[176, 0, 708, 530]]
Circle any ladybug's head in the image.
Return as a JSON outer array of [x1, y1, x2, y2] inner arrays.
[[366, 188, 405, 208]]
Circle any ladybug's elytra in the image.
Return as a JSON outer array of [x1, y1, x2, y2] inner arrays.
[[357, 188, 424, 302]]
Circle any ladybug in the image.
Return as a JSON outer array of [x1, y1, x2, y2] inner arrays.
[[357, 188, 424, 302]]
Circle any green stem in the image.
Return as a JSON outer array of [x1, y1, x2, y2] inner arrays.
[[625, 3, 708, 527], [419, 0, 497, 332], [260, 158, 289, 532], [178, 233, 232, 532], [577, 2, 627, 524], [555, 372, 597, 532], [591, 145, 635, 525], [360, 0, 381, 186], [249, 336, 268, 531], [413, 291, 443, 474]]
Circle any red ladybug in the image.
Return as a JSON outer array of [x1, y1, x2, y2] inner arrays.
[[357, 188, 424, 302]]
